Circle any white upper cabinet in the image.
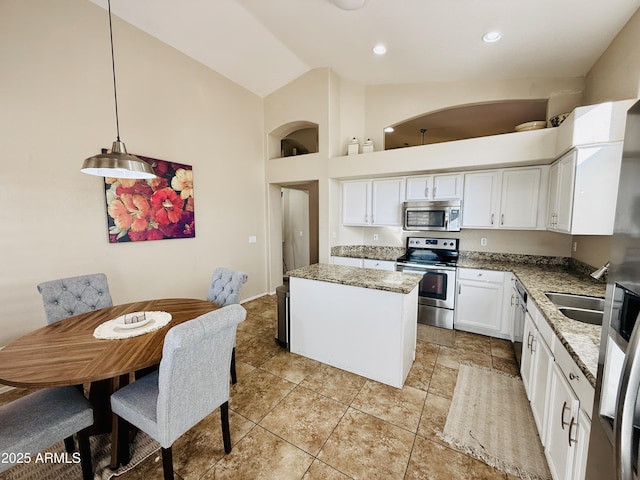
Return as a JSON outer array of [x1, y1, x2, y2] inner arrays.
[[546, 142, 623, 235], [371, 178, 405, 225], [405, 174, 462, 201], [460, 170, 500, 227], [500, 168, 542, 229], [342, 179, 371, 225], [547, 151, 575, 232], [462, 167, 545, 230], [342, 178, 404, 226]]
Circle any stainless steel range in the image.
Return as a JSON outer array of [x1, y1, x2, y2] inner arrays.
[[396, 236, 459, 329]]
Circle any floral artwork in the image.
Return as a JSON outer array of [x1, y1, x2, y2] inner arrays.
[[104, 155, 195, 242]]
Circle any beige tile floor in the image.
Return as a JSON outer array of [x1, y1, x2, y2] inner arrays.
[[1, 294, 529, 479]]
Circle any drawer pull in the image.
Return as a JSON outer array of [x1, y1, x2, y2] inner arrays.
[[561, 401, 571, 429], [568, 417, 577, 447], [527, 331, 534, 350], [569, 372, 579, 381]]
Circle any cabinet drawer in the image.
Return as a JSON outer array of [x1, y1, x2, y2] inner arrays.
[[457, 268, 505, 283], [363, 259, 396, 271], [528, 301, 554, 349], [553, 341, 595, 418]]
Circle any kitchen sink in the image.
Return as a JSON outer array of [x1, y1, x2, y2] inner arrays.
[[557, 307, 604, 325], [545, 292, 605, 312]]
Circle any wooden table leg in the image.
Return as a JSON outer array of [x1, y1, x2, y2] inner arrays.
[[110, 374, 130, 469], [87, 378, 115, 435]]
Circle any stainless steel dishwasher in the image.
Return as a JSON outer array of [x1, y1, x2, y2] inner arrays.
[[512, 278, 527, 367]]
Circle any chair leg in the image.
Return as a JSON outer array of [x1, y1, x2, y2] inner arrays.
[[161, 446, 174, 480], [220, 401, 232, 454], [63, 435, 75, 453], [77, 428, 93, 480], [230, 347, 237, 384], [116, 415, 131, 467]]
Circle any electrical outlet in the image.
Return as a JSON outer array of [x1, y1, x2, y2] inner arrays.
[[373, 234, 379, 241], [481, 238, 487, 247], [573, 241, 578, 252], [248, 235, 257, 243]]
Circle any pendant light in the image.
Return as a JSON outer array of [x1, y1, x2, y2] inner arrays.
[[81, 0, 155, 179]]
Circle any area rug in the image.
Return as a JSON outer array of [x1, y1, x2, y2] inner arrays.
[[438, 362, 551, 480], [0, 431, 160, 480]]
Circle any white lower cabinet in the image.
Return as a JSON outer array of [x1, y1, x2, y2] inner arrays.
[[546, 362, 579, 480], [331, 256, 363, 267], [571, 408, 591, 480], [331, 257, 396, 271], [520, 311, 536, 396], [530, 328, 553, 443], [545, 341, 594, 480], [455, 268, 510, 339], [520, 299, 593, 480], [362, 259, 396, 271]]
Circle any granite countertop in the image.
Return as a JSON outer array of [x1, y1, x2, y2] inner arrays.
[[287, 263, 423, 295], [458, 257, 605, 387]]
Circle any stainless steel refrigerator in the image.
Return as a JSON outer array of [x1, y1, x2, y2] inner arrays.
[[586, 99, 640, 480]]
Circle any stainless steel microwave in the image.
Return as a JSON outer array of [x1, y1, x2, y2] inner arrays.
[[402, 200, 461, 231]]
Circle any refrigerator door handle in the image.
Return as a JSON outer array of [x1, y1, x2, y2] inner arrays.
[[614, 312, 640, 480]]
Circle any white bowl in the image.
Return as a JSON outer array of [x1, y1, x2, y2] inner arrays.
[[515, 121, 547, 132]]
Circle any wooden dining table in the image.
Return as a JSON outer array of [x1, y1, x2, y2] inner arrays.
[[0, 298, 218, 469]]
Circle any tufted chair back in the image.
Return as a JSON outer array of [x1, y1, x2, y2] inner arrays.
[[37, 273, 113, 324], [207, 268, 248, 307]]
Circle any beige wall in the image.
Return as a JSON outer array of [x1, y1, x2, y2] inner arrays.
[[0, 0, 266, 345], [585, 7, 640, 103]]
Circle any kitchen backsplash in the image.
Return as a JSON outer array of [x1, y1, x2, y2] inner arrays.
[[331, 245, 405, 261]]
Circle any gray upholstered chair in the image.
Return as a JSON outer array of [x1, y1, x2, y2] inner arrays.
[[37, 273, 113, 325], [36, 273, 112, 452], [207, 268, 248, 384], [110, 304, 246, 480], [0, 386, 94, 479]]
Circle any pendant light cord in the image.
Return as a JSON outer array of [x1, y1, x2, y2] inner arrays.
[[107, 0, 121, 142]]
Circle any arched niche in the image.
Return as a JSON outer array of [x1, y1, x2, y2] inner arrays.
[[384, 100, 548, 150], [268, 121, 319, 159]]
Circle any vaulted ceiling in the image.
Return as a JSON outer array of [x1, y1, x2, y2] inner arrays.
[[91, 0, 640, 98]]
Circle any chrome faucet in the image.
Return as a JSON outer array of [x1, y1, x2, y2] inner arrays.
[[590, 261, 610, 280]]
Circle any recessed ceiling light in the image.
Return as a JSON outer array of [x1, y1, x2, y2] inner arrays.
[[482, 31, 502, 43], [373, 44, 387, 55], [384, 127, 394, 133]]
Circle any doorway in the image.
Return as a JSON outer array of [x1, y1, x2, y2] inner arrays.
[[279, 182, 319, 275]]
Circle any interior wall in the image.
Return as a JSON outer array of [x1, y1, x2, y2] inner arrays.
[[0, 0, 266, 345], [585, 7, 640, 104]]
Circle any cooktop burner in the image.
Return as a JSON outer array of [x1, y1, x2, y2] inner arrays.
[[396, 236, 459, 266]]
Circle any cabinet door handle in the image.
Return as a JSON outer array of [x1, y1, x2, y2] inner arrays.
[[425, 187, 429, 198], [491, 213, 494, 225], [530, 336, 536, 354], [501, 214, 504, 225], [569, 372, 579, 381], [458, 284, 461, 295], [561, 401, 571, 430], [527, 331, 534, 350], [568, 416, 577, 447]]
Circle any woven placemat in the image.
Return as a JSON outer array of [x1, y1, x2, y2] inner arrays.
[[93, 311, 172, 340]]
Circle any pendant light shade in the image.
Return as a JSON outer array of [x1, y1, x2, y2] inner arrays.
[[81, 0, 156, 180], [82, 141, 156, 179]]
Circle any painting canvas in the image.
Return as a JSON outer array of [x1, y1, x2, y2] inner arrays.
[[104, 155, 195, 242]]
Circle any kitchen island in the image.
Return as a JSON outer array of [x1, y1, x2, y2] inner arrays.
[[287, 263, 422, 388]]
